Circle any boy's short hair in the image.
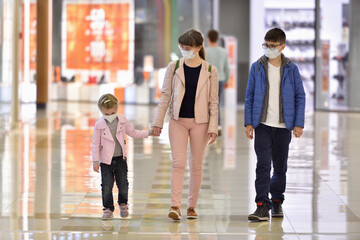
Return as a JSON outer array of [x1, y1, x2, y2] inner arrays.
[[98, 93, 118, 111], [207, 29, 219, 43], [264, 28, 286, 44]]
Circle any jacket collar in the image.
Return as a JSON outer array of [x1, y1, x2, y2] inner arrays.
[[196, 60, 211, 99], [175, 58, 186, 85], [174, 58, 211, 98]]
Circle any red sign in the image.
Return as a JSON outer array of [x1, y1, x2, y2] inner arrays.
[[66, 3, 130, 70]]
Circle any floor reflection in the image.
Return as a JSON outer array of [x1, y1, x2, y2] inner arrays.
[[0, 103, 359, 239]]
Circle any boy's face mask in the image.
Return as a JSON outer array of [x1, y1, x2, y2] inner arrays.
[[262, 42, 284, 59], [264, 48, 281, 59]]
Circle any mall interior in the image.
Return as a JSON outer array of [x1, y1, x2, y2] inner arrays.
[[1, 0, 360, 239]]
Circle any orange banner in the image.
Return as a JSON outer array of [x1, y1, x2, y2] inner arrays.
[[21, 3, 37, 74], [66, 3, 130, 70]]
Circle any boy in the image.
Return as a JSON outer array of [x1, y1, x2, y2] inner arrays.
[[244, 28, 305, 221]]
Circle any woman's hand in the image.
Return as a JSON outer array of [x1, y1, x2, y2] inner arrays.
[[93, 163, 100, 173], [151, 126, 162, 136], [208, 132, 217, 145]]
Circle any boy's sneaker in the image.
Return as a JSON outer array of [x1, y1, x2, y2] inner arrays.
[[248, 202, 270, 221], [119, 204, 129, 218], [271, 199, 283, 217], [168, 206, 181, 220], [102, 208, 114, 220], [186, 208, 198, 219]]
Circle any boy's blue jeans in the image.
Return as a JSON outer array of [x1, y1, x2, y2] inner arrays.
[[100, 156, 128, 212], [254, 124, 292, 209]]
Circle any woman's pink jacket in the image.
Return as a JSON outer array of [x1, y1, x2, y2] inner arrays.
[[152, 58, 219, 134]]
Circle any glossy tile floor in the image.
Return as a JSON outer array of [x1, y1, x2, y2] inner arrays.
[[1, 102, 360, 240]]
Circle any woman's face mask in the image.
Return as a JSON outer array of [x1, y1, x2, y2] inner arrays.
[[178, 45, 198, 60]]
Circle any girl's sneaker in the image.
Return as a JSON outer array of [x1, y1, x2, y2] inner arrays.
[[102, 208, 114, 220], [119, 204, 129, 218]]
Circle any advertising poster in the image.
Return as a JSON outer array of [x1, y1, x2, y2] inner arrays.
[[66, 3, 130, 71]]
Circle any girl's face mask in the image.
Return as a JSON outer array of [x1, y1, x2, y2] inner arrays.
[[102, 106, 118, 123], [103, 113, 117, 123]]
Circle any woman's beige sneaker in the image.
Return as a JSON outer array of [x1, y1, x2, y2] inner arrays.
[[168, 206, 181, 220], [186, 208, 198, 219]]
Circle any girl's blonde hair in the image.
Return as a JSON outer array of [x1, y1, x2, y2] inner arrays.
[[98, 93, 118, 111]]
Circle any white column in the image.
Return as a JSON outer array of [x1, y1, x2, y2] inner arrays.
[[11, 0, 21, 128], [348, 0, 360, 110], [212, 0, 219, 30], [192, 0, 200, 30]]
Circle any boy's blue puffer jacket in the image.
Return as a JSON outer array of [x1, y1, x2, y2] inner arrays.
[[244, 55, 306, 130]]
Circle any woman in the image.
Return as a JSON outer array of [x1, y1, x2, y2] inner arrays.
[[151, 29, 219, 220]]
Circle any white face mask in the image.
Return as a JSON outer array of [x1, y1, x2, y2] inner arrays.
[[180, 49, 197, 60], [264, 48, 281, 59], [103, 113, 117, 123]]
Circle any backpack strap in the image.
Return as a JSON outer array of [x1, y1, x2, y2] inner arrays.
[[174, 60, 180, 74], [208, 64, 212, 73]]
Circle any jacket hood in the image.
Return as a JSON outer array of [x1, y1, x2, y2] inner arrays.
[[257, 53, 291, 66]]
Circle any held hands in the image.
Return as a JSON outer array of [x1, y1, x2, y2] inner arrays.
[[208, 132, 217, 145], [151, 126, 162, 136], [93, 163, 100, 173], [245, 125, 254, 140], [293, 126, 303, 138]]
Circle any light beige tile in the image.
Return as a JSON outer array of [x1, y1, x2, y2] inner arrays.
[[1, 103, 360, 239]]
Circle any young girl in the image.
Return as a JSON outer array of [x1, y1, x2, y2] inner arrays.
[[92, 93, 152, 219], [151, 29, 219, 220]]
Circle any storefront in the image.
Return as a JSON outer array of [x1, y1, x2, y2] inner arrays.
[[16, 0, 215, 105], [1, 0, 360, 112], [250, 0, 356, 111], [314, 0, 352, 111]]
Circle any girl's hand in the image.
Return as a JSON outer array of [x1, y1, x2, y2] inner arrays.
[[208, 132, 217, 145], [151, 126, 162, 136], [93, 163, 100, 173]]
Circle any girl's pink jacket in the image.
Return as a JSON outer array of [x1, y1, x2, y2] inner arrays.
[[92, 115, 148, 165]]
